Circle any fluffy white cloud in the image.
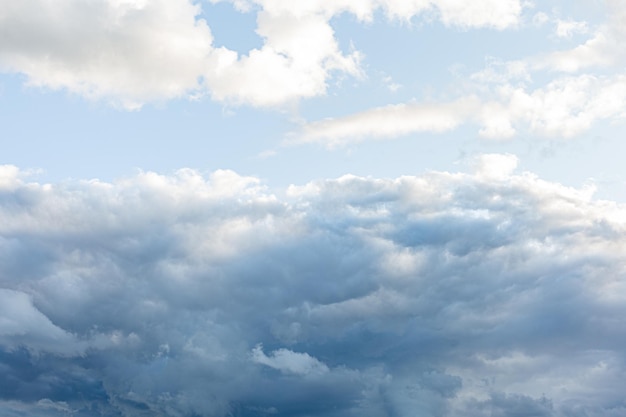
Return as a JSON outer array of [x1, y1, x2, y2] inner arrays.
[[205, 9, 363, 106], [0, 0, 215, 109], [0, 0, 524, 108], [1, 161, 626, 416]]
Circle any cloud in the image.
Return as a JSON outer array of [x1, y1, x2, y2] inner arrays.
[[1, 161, 626, 416], [269, 1, 626, 145], [251, 344, 330, 376], [204, 9, 363, 107], [292, 72, 626, 144], [213, 0, 524, 28], [0, 0, 524, 108], [0, 289, 82, 356], [291, 97, 479, 146], [0, 0, 215, 109], [535, 0, 626, 72], [554, 19, 589, 38]]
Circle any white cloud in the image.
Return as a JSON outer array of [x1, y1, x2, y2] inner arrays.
[[0, 0, 215, 109], [215, 0, 524, 28], [251, 344, 330, 376], [293, 73, 626, 144], [0, 0, 524, 108], [537, 32, 616, 73], [471, 153, 519, 179], [205, 10, 363, 106], [555, 19, 588, 38], [536, 0, 626, 72], [427, 0, 522, 30], [0, 165, 21, 190], [291, 97, 479, 146]]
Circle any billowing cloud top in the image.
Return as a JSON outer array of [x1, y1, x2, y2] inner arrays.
[[1, 157, 625, 416]]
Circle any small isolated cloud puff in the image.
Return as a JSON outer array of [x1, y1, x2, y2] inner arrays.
[[555, 19, 589, 38], [251, 344, 330, 376]]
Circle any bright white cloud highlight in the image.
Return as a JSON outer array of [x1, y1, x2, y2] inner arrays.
[[251, 344, 330, 376]]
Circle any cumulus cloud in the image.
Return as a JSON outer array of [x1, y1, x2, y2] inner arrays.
[[204, 8, 363, 107], [0, 0, 524, 108], [0, 0, 215, 109], [1, 161, 626, 416]]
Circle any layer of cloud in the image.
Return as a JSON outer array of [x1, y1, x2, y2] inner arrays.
[[0, 0, 524, 108], [1, 157, 626, 416]]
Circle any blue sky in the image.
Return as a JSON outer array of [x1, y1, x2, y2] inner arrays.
[[1, 1, 626, 416], [2, 0, 625, 197]]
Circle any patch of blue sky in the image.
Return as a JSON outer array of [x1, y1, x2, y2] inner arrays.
[[199, 1, 263, 53], [0, 74, 286, 183]]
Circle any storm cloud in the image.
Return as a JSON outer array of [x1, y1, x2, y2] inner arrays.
[[1, 155, 625, 416]]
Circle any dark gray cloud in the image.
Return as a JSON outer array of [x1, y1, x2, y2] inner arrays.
[[1, 158, 625, 416]]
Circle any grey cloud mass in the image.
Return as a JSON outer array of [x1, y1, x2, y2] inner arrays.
[[1, 158, 626, 416]]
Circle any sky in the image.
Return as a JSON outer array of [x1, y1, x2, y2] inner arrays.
[[1, 1, 626, 416]]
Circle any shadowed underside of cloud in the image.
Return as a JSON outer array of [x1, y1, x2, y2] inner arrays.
[[1, 155, 626, 416]]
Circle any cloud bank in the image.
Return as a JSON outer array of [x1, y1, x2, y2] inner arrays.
[[1, 156, 626, 416]]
